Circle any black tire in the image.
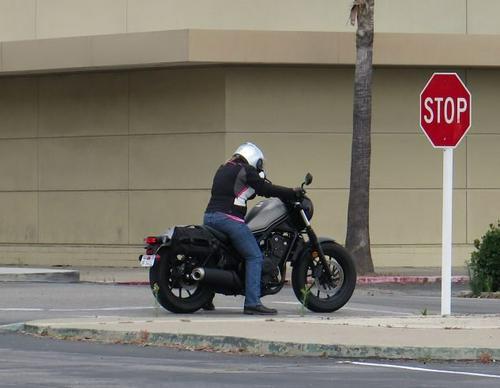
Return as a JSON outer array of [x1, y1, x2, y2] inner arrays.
[[149, 253, 214, 314], [291, 241, 356, 313]]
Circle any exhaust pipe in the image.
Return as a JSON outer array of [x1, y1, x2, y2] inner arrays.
[[191, 267, 243, 290], [191, 267, 205, 281]]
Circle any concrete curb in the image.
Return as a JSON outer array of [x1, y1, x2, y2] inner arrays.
[[357, 275, 469, 285], [0, 323, 26, 333], [0, 268, 80, 283], [16, 323, 499, 362]]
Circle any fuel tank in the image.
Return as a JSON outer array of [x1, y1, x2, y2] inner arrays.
[[245, 198, 288, 233]]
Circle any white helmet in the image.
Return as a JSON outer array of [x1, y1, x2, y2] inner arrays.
[[234, 142, 265, 170]]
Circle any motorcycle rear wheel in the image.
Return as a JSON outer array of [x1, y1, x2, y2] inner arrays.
[[291, 241, 356, 313], [149, 254, 214, 314]]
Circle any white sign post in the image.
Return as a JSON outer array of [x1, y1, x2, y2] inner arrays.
[[419, 73, 471, 316], [441, 148, 453, 315]]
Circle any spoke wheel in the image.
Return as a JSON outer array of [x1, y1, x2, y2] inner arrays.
[[149, 254, 214, 314], [292, 242, 356, 313]]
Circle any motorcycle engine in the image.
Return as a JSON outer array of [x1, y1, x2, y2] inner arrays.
[[261, 234, 289, 288]]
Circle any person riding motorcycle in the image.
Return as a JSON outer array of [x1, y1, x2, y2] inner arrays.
[[203, 142, 303, 315]]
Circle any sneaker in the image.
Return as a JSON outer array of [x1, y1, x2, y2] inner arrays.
[[243, 304, 277, 315]]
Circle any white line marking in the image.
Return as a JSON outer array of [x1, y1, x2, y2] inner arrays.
[[342, 306, 414, 316], [0, 306, 244, 313], [0, 306, 153, 312], [342, 361, 500, 379], [0, 304, 411, 316], [49, 307, 154, 312]]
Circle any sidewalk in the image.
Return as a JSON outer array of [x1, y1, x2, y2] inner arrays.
[[5, 314, 499, 361], [0, 267, 79, 283]]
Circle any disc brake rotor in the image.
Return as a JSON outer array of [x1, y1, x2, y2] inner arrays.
[[313, 258, 344, 296]]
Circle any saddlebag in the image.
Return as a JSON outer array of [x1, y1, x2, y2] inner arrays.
[[171, 225, 218, 257]]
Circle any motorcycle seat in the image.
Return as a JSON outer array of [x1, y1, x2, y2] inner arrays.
[[202, 225, 230, 244]]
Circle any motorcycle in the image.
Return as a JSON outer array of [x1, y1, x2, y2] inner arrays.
[[139, 173, 356, 314]]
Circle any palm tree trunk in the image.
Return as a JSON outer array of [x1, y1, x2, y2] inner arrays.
[[346, 0, 375, 274]]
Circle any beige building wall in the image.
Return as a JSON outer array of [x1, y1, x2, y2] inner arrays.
[[1, 0, 500, 43], [0, 0, 499, 268], [0, 68, 225, 266], [0, 66, 499, 268]]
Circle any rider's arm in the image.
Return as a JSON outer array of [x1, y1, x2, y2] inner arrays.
[[245, 166, 296, 202]]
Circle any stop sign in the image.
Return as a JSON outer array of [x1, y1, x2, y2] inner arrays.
[[420, 73, 471, 148]]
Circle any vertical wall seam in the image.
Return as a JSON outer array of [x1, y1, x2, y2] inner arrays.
[[125, 0, 129, 33], [36, 77, 40, 244], [465, 135, 469, 244], [127, 71, 131, 245], [34, 0, 38, 38], [465, 0, 468, 35], [223, 67, 228, 158], [464, 69, 473, 244], [464, 69, 469, 244]]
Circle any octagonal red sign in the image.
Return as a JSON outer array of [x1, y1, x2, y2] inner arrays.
[[420, 73, 471, 148]]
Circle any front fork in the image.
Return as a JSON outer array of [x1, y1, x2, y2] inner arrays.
[[298, 206, 335, 281]]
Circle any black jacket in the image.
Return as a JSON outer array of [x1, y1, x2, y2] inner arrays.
[[205, 161, 296, 219]]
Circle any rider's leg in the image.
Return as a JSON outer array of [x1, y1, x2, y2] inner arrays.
[[203, 212, 262, 307]]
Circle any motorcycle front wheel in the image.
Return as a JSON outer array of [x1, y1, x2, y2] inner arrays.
[[149, 253, 214, 314], [291, 241, 356, 313]]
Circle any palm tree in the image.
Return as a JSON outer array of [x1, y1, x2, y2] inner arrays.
[[345, 0, 375, 274]]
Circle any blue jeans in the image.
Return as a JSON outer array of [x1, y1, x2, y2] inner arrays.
[[203, 212, 263, 307]]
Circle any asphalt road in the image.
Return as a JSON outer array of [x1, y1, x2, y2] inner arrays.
[[1, 282, 499, 326], [1, 282, 499, 387], [1, 332, 500, 388]]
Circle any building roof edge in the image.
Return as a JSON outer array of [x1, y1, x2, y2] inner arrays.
[[1, 30, 498, 75]]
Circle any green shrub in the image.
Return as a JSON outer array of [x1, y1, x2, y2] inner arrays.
[[467, 222, 500, 295]]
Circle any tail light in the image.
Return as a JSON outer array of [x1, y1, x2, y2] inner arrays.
[[144, 236, 159, 245]]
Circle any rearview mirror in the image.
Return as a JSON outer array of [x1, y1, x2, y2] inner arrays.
[[304, 173, 313, 186]]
